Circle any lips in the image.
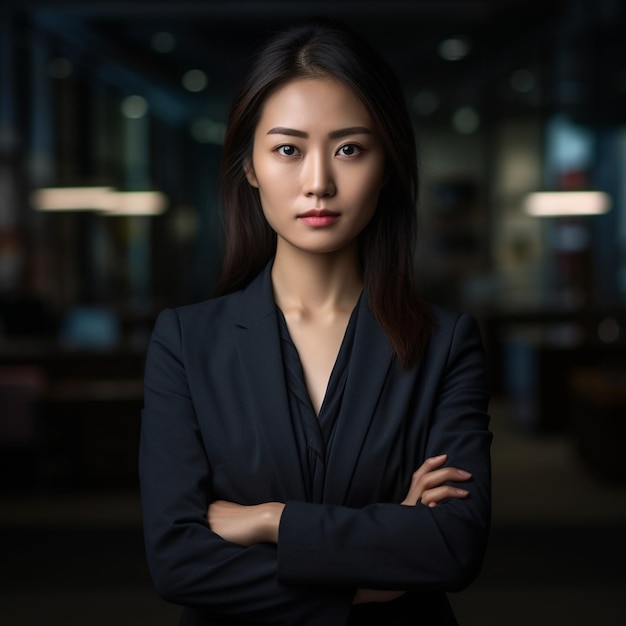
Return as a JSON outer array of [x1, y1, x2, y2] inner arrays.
[[298, 209, 340, 218], [297, 208, 340, 227]]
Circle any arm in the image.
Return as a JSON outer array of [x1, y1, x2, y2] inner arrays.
[[139, 309, 353, 623], [275, 312, 491, 591], [207, 313, 490, 593], [207, 453, 471, 545], [208, 452, 472, 604], [211, 313, 490, 592]]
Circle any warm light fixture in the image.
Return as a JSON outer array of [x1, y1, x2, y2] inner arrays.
[[101, 191, 167, 216], [524, 191, 611, 217], [31, 186, 115, 211], [31, 187, 167, 215]]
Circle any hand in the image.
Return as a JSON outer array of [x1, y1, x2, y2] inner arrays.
[[353, 456, 469, 604], [207, 500, 285, 546], [353, 588, 406, 604], [401, 454, 471, 507]]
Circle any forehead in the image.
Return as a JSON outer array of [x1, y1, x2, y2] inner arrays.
[[256, 77, 373, 129]]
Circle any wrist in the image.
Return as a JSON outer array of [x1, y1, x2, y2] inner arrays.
[[261, 502, 285, 543]]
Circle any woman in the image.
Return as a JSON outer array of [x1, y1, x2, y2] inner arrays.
[[140, 18, 491, 625]]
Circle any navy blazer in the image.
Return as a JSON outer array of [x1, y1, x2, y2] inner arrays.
[[139, 264, 492, 625]]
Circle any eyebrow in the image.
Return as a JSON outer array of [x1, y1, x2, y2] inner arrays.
[[266, 126, 372, 139]]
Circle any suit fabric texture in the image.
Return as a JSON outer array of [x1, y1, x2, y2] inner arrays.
[[139, 263, 492, 625]]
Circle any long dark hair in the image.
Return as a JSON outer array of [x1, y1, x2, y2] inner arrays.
[[215, 18, 433, 367]]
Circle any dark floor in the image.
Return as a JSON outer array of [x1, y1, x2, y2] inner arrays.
[[2, 397, 625, 625], [1, 525, 625, 625]]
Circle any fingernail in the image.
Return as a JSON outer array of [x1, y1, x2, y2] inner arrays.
[[458, 470, 472, 477]]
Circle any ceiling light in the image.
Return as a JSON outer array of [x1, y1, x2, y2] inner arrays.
[[31, 187, 167, 215], [524, 191, 611, 216], [31, 187, 114, 211], [452, 106, 480, 134], [182, 69, 208, 93], [438, 37, 471, 61], [121, 95, 149, 119], [101, 191, 167, 216], [151, 31, 176, 54]]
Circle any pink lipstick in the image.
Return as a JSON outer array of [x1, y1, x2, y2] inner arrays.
[[298, 209, 340, 227]]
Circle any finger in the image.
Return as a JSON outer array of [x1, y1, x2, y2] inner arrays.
[[421, 485, 469, 507], [402, 478, 469, 507], [406, 467, 471, 502], [405, 455, 448, 491], [403, 458, 471, 506], [410, 455, 464, 486], [417, 467, 472, 490], [408, 454, 446, 481], [413, 454, 448, 477]]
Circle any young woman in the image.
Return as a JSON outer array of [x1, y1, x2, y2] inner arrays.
[[140, 18, 491, 625]]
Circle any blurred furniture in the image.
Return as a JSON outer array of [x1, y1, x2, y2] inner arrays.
[[0, 365, 46, 491], [0, 345, 146, 492], [569, 367, 626, 483], [483, 308, 626, 434]]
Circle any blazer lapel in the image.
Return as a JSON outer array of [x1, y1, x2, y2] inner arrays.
[[324, 296, 394, 504], [232, 264, 308, 501]]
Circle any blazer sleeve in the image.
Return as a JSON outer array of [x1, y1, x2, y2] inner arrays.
[[139, 309, 353, 624], [277, 312, 492, 592]]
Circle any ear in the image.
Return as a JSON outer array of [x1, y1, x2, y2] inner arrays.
[[244, 159, 259, 188]]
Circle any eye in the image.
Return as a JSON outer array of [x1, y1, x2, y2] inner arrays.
[[337, 144, 363, 157], [276, 144, 300, 157]]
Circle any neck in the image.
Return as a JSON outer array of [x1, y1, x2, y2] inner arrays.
[[271, 243, 363, 315]]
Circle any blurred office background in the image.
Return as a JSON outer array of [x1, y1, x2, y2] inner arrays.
[[1, 0, 625, 624]]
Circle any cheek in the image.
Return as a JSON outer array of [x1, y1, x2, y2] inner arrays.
[[256, 177, 289, 216], [360, 153, 386, 189], [252, 162, 293, 201], [354, 165, 386, 209], [254, 175, 287, 228]]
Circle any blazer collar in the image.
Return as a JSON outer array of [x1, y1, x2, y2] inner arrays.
[[233, 261, 277, 329], [323, 294, 394, 504], [233, 262, 395, 504], [233, 262, 309, 500]]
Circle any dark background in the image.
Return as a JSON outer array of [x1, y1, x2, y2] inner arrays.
[[1, 1, 625, 624]]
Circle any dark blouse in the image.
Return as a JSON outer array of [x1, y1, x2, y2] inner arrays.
[[276, 298, 361, 504]]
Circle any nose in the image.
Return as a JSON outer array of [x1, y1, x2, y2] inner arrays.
[[302, 151, 336, 199]]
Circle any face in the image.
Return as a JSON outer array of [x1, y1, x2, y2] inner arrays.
[[245, 77, 387, 257]]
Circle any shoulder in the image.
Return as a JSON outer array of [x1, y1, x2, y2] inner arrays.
[[171, 290, 242, 323], [145, 291, 248, 376], [153, 290, 243, 341], [424, 305, 486, 367], [149, 266, 274, 358], [430, 306, 482, 341]]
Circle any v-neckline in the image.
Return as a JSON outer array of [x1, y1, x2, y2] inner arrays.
[[276, 294, 361, 417]]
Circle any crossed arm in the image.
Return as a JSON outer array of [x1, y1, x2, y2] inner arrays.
[[141, 308, 491, 619], [207, 453, 472, 604]]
